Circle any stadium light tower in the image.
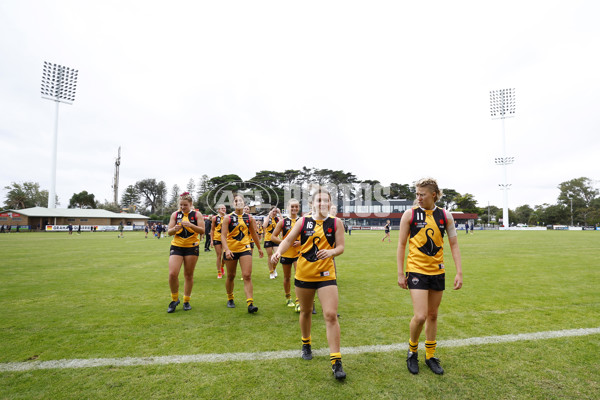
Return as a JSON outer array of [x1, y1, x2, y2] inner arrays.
[[41, 61, 79, 208], [490, 88, 516, 228]]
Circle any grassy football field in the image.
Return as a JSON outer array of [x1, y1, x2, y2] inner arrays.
[[0, 230, 598, 399]]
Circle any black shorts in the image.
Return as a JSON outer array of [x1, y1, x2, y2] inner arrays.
[[295, 279, 337, 289], [223, 250, 252, 261], [280, 256, 298, 265], [406, 272, 445, 291], [264, 240, 278, 248], [250, 242, 254, 249], [170, 245, 200, 257], [213, 240, 222, 246]]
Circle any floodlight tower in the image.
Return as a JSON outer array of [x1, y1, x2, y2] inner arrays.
[[41, 61, 79, 208], [112, 147, 121, 205], [490, 88, 516, 228]]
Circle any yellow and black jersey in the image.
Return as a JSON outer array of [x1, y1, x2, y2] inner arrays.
[[171, 210, 200, 248], [226, 212, 252, 253], [264, 217, 280, 241], [407, 206, 447, 275], [281, 216, 300, 259], [296, 215, 337, 282], [258, 223, 264, 235], [213, 215, 224, 238]]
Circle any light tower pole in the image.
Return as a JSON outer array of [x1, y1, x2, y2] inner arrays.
[[490, 88, 516, 228], [41, 62, 78, 208], [112, 147, 121, 205], [568, 196, 573, 226]]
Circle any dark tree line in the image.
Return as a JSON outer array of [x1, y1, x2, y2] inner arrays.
[[4, 175, 599, 227]]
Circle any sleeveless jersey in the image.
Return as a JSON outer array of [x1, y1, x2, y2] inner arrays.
[[296, 215, 337, 282], [226, 212, 252, 252], [264, 217, 279, 241], [213, 215, 224, 239], [171, 210, 200, 248], [281, 216, 300, 259], [407, 206, 447, 275]]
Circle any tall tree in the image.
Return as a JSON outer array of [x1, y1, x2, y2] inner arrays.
[[3, 182, 52, 209], [440, 188, 459, 210], [388, 183, 415, 200], [121, 185, 141, 209], [135, 179, 167, 214], [536, 203, 568, 225], [557, 177, 599, 225], [68, 191, 97, 209], [298, 166, 313, 187], [186, 178, 196, 195], [514, 204, 534, 224], [197, 174, 243, 212], [313, 168, 334, 185], [282, 169, 302, 187], [168, 184, 181, 209], [455, 193, 478, 213], [357, 180, 381, 201], [249, 170, 285, 209], [197, 174, 210, 199]]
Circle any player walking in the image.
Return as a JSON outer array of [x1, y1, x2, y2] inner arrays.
[[221, 195, 264, 313], [270, 199, 302, 309], [166, 192, 205, 313], [272, 187, 347, 380], [263, 207, 281, 279], [397, 178, 463, 375]]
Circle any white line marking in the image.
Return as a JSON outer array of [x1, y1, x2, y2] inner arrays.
[[1, 327, 598, 372]]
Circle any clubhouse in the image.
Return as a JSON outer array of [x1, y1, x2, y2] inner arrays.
[[0, 207, 149, 231]]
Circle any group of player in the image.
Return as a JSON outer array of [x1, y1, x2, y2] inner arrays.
[[164, 178, 463, 381]]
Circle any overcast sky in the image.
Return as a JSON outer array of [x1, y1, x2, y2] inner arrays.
[[1, 0, 599, 210]]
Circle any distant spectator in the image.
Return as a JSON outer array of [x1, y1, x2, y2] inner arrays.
[[204, 216, 212, 252]]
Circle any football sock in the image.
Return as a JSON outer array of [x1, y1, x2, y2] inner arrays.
[[302, 337, 311, 345], [330, 352, 341, 365], [227, 293, 234, 301], [409, 339, 418, 353], [425, 340, 437, 359], [171, 292, 179, 302], [183, 295, 190, 303], [246, 298, 253, 306]]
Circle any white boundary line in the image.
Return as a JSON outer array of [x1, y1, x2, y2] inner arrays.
[[1, 327, 598, 372]]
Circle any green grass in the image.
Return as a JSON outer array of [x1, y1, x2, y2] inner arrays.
[[0, 230, 599, 399]]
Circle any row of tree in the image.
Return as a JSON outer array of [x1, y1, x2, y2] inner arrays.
[[3, 171, 599, 226]]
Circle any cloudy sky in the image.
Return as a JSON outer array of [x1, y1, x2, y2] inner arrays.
[[1, 0, 599, 210]]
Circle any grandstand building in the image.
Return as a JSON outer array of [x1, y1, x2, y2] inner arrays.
[[0, 207, 149, 231], [335, 199, 478, 228]]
